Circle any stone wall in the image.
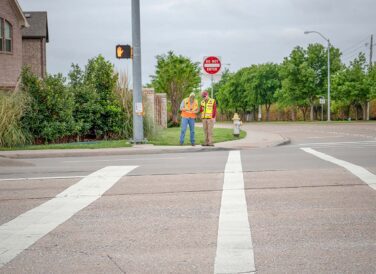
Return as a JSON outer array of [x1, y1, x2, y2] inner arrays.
[[143, 88, 167, 128]]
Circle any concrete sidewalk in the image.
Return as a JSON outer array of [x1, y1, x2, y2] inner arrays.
[[0, 123, 289, 159]]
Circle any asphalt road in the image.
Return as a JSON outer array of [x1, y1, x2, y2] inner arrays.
[[0, 123, 375, 273]]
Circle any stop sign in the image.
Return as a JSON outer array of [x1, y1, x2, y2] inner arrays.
[[203, 56, 221, 75]]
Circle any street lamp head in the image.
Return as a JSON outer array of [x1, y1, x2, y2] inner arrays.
[[304, 31, 312, 35]]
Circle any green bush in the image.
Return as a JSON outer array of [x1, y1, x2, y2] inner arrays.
[[68, 64, 101, 139], [19, 55, 134, 144], [0, 91, 30, 147], [21, 67, 78, 143], [115, 70, 133, 139], [84, 55, 124, 139]]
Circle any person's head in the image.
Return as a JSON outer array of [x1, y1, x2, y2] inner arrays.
[[189, 92, 195, 99], [201, 91, 209, 100]]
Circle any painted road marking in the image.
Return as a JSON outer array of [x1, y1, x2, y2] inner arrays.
[[0, 175, 85, 182], [214, 150, 255, 274], [298, 140, 376, 147], [63, 156, 184, 163], [0, 165, 137, 267], [301, 148, 376, 191]]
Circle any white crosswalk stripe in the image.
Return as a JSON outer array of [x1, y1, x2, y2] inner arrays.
[[0, 166, 137, 267], [297, 140, 376, 149], [214, 151, 255, 274], [301, 148, 376, 191]]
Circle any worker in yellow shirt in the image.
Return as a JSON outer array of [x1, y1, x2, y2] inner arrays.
[[200, 91, 217, 146]]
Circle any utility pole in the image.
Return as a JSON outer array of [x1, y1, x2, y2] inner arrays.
[[132, 0, 144, 142], [327, 39, 331, 121], [366, 34, 373, 121]]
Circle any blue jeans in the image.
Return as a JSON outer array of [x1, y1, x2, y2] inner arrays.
[[180, 117, 195, 145]]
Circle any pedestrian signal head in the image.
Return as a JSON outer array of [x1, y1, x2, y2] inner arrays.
[[116, 45, 132, 59]]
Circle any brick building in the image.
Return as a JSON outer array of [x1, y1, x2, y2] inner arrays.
[[0, 0, 48, 90]]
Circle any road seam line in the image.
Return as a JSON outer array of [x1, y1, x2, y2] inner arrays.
[[0, 175, 85, 182], [0, 165, 137, 267], [301, 147, 376, 191], [214, 150, 255, 274]]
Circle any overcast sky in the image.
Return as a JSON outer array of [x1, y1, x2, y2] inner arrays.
[[19, 0, 375, 88]]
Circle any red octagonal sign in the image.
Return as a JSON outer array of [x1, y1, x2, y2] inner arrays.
[[203, 56, 221, 75]]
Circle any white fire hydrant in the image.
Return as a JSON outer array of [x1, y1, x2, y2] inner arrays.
[[232, 113, 242, 137]]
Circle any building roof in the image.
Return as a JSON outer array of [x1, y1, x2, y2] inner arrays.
[[22, 12, 49, 42], [10, 0, 29, 27]]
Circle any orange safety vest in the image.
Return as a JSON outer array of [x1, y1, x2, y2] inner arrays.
[[201, 98, 215, 119], [181, 98, 198, 118]]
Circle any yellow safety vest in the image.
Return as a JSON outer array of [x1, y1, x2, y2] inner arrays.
[[181, 98, 198, 118], [201, 98, 215, 119]]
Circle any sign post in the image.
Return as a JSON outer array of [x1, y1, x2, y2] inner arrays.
[[203, 56, 221, 98]]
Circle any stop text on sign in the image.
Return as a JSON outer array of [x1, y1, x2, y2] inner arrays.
[[203, 56, 221, 75]]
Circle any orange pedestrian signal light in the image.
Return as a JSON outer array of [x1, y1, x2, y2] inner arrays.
[[116, 45, 132, 59]]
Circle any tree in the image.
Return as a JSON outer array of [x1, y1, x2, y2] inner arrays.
[[68, 64, 101, 140], [152, 51, 201, 125], [369, 65, 376, 99], [251, 63, 281, 121], [306, 44, 342, 120], [277, 44, 341, 120], [278, 47, 313, 120], [84, 55, 123, 138], [332, 53, 370, 120], [212, 69, 233, 119]]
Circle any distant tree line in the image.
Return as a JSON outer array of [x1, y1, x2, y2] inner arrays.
[[150, 46, 376, 123], [212, 44, 376, 121]]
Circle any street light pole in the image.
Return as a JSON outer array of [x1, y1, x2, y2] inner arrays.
[[304, 31, 331, 121], [132, 0, 144, 142]]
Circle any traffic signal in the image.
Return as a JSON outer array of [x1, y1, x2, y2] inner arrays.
[[116, 45, 132, 59]]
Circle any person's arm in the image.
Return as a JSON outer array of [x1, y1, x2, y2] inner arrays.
[[212, 101, 217, 119], [194, 100, 199, 113], [180, 100, 185, 111]]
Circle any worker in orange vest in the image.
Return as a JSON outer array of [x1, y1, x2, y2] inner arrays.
[[200, 91, 217, 146], [179, 92, 199, 146]]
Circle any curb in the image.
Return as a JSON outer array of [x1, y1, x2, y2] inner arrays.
[[0, 146, 232, 159], [274, 136, 291, 147], [0, 134, 290, 160]]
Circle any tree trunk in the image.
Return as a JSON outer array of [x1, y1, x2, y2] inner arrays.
[[171, 101, 180, 126], [310, 104, 314, 121], [253, 106, 257, 121], [291, 107, 296, 121], [300, 107, 308, 121], [258, 105, 262, 122], [266, 104, 271, 121], [363, 101, 367, 121], [346, 105, 351, 120]]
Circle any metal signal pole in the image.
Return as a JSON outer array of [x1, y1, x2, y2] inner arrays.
[[132, 0, 144, 142]]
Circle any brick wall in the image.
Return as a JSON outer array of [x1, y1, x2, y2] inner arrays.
[[142, 88, 167, 128], [22, 38, 45, 77], [0, 0, 23, 89]]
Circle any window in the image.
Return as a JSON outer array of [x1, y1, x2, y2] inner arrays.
[[0, 18, 12, 53], [5, 20, 12, 52]]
